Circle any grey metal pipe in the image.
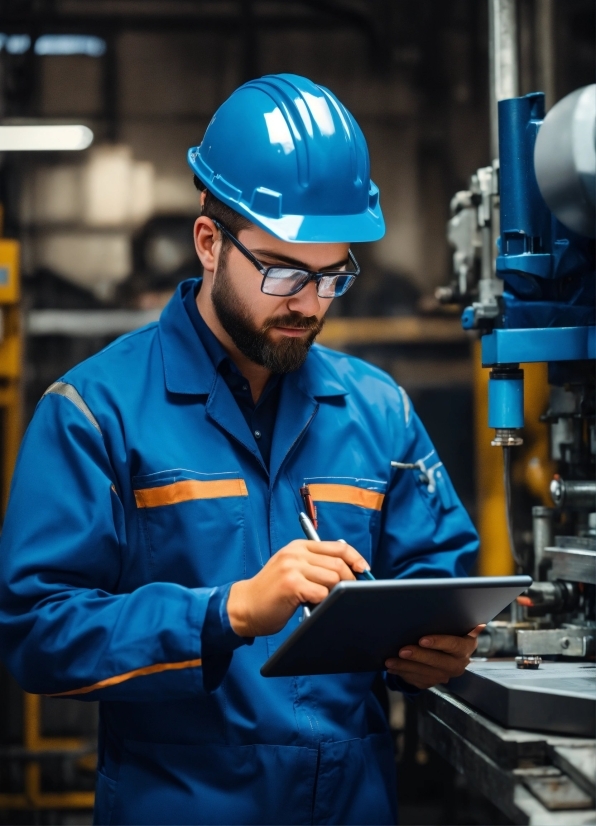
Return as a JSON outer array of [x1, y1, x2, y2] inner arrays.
[[532, 506, 553, 580], [488, 0, 519, 160], [550, 478, 596, 510], [535, 0, 555, 112]]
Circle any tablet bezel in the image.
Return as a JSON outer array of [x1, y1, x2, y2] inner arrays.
[[261, 575, 532, 677]]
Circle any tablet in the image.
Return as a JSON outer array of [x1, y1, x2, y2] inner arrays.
[[261, 575, 531, 677]]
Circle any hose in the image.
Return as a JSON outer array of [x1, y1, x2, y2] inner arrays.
[[503, 446, 525, 571]]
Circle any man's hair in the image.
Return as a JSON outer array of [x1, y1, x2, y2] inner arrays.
[[193, 175, 252, 249]]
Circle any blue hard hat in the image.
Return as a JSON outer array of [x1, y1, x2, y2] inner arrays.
[[187, 74, 384, 243]]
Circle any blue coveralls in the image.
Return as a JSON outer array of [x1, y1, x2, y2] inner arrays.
[[0, 280, 478, 825]]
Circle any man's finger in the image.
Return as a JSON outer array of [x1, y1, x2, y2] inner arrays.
[[386, 656, 459, 681], [394, 645, 471, 675], [303, 551, 356, 582], [467, 624, 486, 639], [417, 633, 478, 656], [304, 540, 370, 573], [385, 658, 452, 685], [297, 581, 331, 606]]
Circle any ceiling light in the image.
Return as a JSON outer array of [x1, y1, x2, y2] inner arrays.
[[0, 125, 94, 151], [0, 34, 32, 54], [34, 35, 106, 57]]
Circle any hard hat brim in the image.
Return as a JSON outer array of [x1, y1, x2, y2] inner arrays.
[[189, 151, 385, 244], [232, 201, 386, 244]]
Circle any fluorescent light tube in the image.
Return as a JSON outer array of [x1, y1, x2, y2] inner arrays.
[[0, 125, 94, 151]]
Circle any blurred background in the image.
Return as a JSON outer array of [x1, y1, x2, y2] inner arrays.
[[0, 0, 593, 823]]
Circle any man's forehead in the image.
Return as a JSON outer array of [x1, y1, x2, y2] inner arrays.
[[238, 226, 350, 270]]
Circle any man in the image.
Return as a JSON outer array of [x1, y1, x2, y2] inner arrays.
[[0, 75, 479, 825]]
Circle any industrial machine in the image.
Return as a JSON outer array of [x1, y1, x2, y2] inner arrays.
[[443, 83, 595, 683], [424, 37, 595, 824]]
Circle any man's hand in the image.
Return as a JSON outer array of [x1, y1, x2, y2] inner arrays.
[[384, 625, 485, 690], [227, 539, 370, 637]]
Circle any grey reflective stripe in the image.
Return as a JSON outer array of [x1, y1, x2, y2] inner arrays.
[[43, 381, 101, 433], [399, 386, 411, 425]]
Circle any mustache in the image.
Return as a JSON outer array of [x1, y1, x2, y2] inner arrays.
[[261, 313, 323, 333]]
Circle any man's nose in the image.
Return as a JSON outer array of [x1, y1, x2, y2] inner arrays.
[[286, 280, 321, 317]]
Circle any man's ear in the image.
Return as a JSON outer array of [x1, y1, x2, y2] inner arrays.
[[194, 216, 219, 275]]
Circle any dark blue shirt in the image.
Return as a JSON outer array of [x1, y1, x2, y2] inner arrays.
[[183, 282, 281, 470]]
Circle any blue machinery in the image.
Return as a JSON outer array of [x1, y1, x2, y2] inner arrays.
[[439, 82, 595, 684], [416, 4, 595, 815], [460, 87, 595, 588], [443, 85, 595, 588], [420, 83, 596, 821], [476, 89, 594, 454]]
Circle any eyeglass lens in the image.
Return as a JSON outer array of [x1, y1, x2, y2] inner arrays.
[[261, 269, 355, 298]]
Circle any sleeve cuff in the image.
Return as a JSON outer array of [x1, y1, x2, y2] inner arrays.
[[385, 672, 421, 698], [202, 583, 254, 655], [200, 583, 254, 692]]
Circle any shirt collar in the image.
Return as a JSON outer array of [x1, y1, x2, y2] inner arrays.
[[158, 279, 349, 399]]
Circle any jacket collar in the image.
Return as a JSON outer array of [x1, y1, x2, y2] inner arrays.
[[159, 280, 218, 396], [158, 279, 349, 400]]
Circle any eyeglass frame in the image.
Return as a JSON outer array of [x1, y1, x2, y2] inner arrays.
[[210, 218, 360, 298]]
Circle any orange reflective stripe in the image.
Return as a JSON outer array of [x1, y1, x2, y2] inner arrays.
[[47, 658, 203, 697], [309, 483, 385, 511], [134, 478, 248, 508]]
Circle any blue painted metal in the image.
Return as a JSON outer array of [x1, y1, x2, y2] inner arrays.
[[468, 90, 594, 432], [488, 376, 524, 428], [496, 252, 551, 278], [482, 326, 596, 366], [498, 93, 551, 283], [501, 292, 595, 330], [461, 306, 475, 330], [461, 91, 594, 338], [496, 93, 595, 293]]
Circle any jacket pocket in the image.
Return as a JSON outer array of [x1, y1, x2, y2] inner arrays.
[[109, 740, 318, 825], [302, 476, 387, 568], [314, 732, 397, 825], [133, 469, 248, 587]]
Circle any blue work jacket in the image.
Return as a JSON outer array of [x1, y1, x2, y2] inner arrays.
[[0, 280, 478, 825]]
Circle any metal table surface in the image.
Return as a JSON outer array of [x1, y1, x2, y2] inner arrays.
[[449, 659, 596, 737], [418, 685, 596, 825]]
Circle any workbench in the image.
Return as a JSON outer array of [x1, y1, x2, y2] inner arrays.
[[418, 686, 596, 825]]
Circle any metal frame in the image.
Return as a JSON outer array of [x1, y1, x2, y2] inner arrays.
[[418, 686, 596, 824], [0, 693, 95, 811], [0, 238, 95, 812], [481, 325, 596, 366]]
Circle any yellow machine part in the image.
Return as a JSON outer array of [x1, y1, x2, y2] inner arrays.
[[0, 238, 21, 515], [474, 340, 553, 576]]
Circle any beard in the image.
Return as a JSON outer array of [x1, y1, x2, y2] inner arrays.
[[211, 258, 325, 374]]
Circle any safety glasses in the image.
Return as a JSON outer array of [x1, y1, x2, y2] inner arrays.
[[212, 219, 359, 298]]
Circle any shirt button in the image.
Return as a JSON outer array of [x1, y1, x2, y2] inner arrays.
[[254, 430, 262, 440], [242, 384, 248, 391]]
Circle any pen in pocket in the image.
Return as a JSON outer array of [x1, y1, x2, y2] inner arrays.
[[299, 484, 318, 530], [298, 510, 375, 581]]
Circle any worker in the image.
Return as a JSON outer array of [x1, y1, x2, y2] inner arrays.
[[0, 74, 479, 825]]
